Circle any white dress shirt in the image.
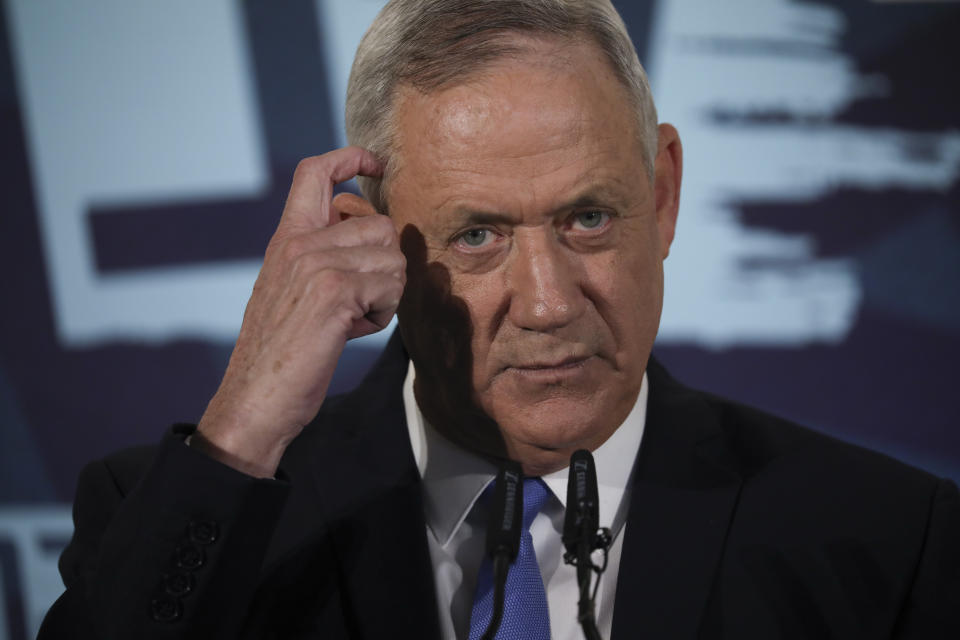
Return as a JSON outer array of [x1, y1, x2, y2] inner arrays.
[[403, 362, 648, 640]]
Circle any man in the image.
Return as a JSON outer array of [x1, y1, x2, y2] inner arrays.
[[40, 0, 960, 638]]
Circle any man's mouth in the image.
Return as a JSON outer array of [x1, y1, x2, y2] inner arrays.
[[505, 355, 594, 382], [511, 355, 589, 370]]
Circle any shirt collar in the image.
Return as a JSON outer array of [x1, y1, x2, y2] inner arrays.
[[404, 361, 648, 548]]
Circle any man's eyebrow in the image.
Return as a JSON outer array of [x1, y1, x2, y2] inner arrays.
[[559, 184, 630, 211], [453, 210, 517, 226], [445, 184, 631, 226]]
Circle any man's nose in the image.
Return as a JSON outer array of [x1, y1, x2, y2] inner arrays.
[[505, 231, 586, 332]]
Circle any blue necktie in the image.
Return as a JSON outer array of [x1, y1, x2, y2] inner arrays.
[[468, 477, 551, 640]]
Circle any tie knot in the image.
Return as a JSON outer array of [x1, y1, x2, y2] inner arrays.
[[522, 477, 550, 530]]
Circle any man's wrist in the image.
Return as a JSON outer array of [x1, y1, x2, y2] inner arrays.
[[189, 424, 286, 479]]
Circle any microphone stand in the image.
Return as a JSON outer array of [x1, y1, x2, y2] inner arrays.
[[563, 450, 612, 640], [481, 463, 523, 640], [572, 521, 610, 640]]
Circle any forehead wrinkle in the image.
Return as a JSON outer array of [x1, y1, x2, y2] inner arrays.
[[397, 61, 592, 160], [427, 127, 631, 201], [432, 100, 583, 165], [430, 92, 496, 150], [433, 117, 611, 192], [420, 37, 589, 141]]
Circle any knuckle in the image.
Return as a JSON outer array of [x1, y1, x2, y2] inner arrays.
[[294, 155, 323, 176], [374, 215, 396, 235], [313, 268, 348, 294], [357, 213, 393, 236]]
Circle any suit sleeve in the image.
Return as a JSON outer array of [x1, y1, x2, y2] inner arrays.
[[37, 429, 290, 640], [892, 477, 960, 639]]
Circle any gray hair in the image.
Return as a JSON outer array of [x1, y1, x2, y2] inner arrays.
[[345, 0, 658, 211]]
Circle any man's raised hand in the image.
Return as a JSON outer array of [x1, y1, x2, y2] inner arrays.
[[194, 147, 404, 477]]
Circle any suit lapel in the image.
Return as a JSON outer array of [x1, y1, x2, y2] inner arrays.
[[274, 341, 741, 638], [308, 333, 441, 639], [612, 357, 743, 638]]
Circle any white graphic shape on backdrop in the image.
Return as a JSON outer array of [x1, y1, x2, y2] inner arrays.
[[313, 0, 396, 347], [647, 0, 960, 347], [0, 507, 73, 639], [315, 0, 390, 150], [5, 0, 398, 349], [9, 0, 960, 349], [6, 0, 268, 347]]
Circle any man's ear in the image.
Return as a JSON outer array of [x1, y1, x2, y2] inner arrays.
[[653, 123, 682, 259], [331, 192, 381, 222]]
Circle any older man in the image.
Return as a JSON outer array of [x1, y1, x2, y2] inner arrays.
[[40, 1, 959, 639]]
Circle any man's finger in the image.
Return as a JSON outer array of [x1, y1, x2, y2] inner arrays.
[[332, 192, 380, 221], [344, 271, 405, 339], [295, 269, 402, 340], [289, 246, 406, 282], [267, 215, 399, 266], [281, 147, 384, 230]]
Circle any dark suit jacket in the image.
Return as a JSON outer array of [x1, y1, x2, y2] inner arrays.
[[39, 332, 960, 639]]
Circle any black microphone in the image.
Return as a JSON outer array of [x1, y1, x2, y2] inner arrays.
[[563, 449, 607, 640], [480, 462, 523, 640], [563, 449, 599, 557], [486, 462, 523, 561]]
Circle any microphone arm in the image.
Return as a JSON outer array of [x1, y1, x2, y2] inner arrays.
[[563, 450, 612, 640]]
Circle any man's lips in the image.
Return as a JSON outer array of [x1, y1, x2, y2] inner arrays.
[[509, 355, 590, 371], [499, 355, 598, 385]]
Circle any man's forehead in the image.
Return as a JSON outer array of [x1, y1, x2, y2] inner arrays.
[[394, 41, 600, 148], [396, 84, 587, 164], [394, 48, 635, 161], [380, 35, 648, 223]]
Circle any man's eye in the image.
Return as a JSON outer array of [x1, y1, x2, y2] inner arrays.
[[457, 228, 493, 248], [572, 211, 609, 230]]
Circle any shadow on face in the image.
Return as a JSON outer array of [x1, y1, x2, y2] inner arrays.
[[396, 224, 508, 462]]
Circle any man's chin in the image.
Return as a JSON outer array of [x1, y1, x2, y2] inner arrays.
[[496, 413, 615, 476], [493, 400, 617, 454], [482, 371, 640, 462]]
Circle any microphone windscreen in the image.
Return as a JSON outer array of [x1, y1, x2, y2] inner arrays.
[[486, 461, 524, 560], [563, 449, 599, 555]]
